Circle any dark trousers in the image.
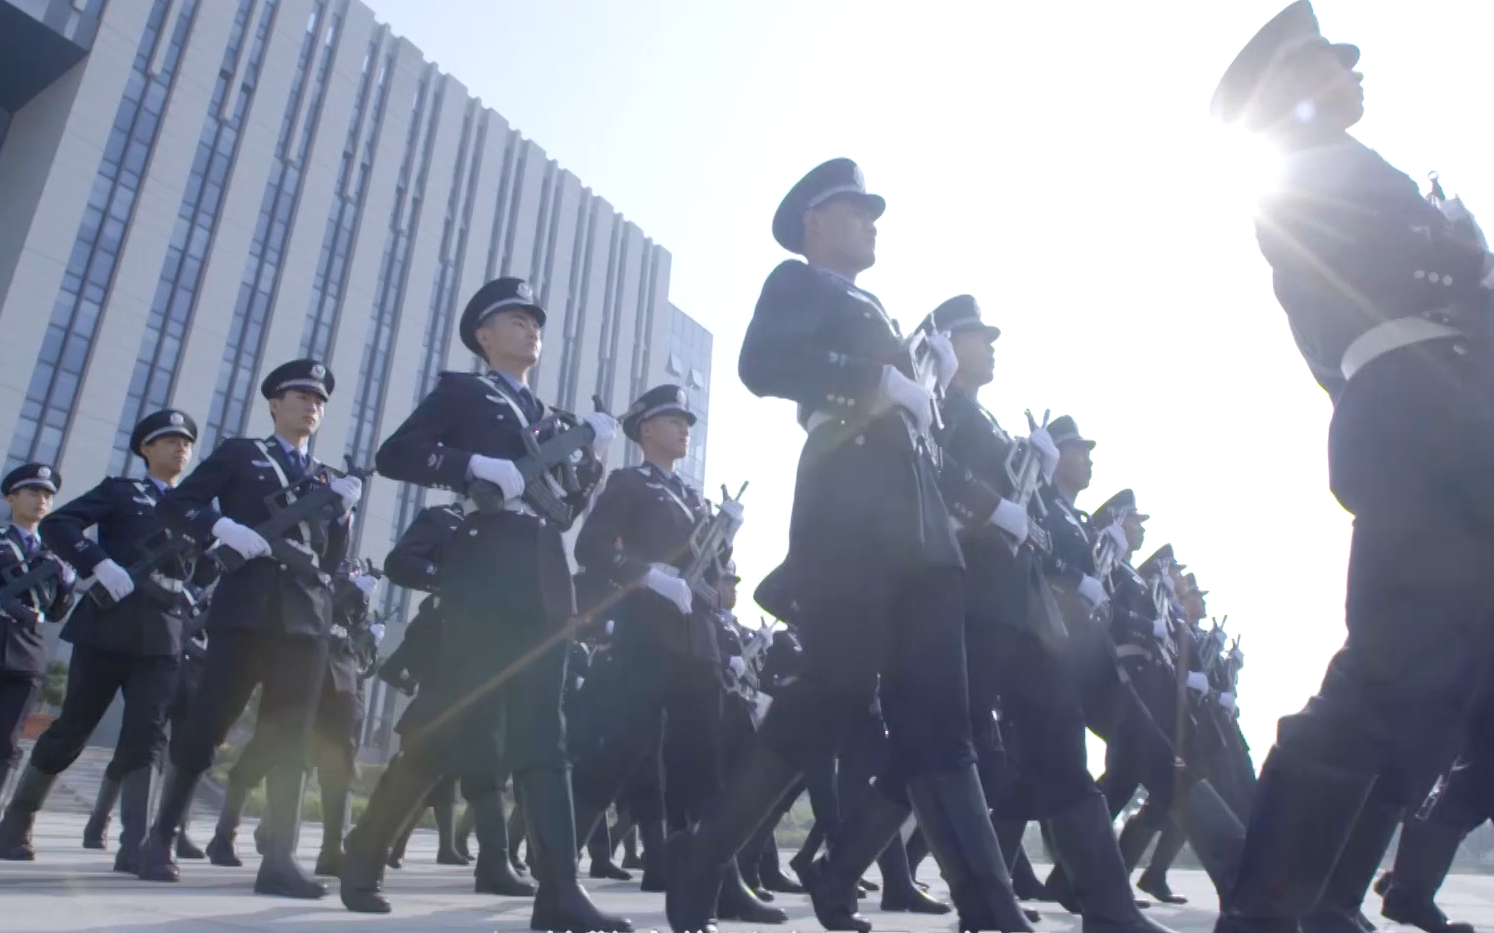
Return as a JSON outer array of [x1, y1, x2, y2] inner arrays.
[[575, 644, 722, 825], [972, 623, 1096, 819], [169, 628, 329, 777], [231, 676, 363, 793], [1281, 344, 1494, 805], [30, 647, 179, 777], [0, 673, 40, 771], [1100, 671, 1188, 816], [1418, 679, 1494, 834], [762, 566, 975, 799]]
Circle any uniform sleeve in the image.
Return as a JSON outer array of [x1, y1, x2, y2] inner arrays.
[[1262, 192, 1487, 312], [574, 469, 648, 587], [375, 375, 475, 492], [937, 408, 1013, 528], [324, 510, 351, 571], [738, 261, 888, 418], [46, 558, 77, 621], [157, 440, 246, 544], [38, 480, 117, 576], [383, 508, 451, 592]]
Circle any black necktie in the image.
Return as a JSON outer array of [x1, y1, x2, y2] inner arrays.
[[21, 535, 36, 560], [287, 449, 307, 478], [518, 387, 540, 422]]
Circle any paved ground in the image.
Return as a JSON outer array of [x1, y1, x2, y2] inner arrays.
[[5, 811, 1494, 932]]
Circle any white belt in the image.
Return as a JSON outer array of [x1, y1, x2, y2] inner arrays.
[[146, 572, 185, 594], [462, 497, 538, 518], [1340, 316, 1463, 381], [805, 410, 840, 434]]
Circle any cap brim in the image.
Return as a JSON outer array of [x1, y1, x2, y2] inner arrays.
[[9, 480, 57, 494], [1057, 437, 1096, 450], [1137, 512, 1152, 521], [1332, 42, 1359, 68], [949, 322, 1001, 342]]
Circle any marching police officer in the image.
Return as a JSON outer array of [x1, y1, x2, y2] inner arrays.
[[137, 359, 361, 898], [343, 277, 625, 932], [1212, 4, 1494, 931], [0, 464, 75, 844], [929, 297, 1174, 933], [0, 411, 201, 870], [667, 158, 1032, 933]]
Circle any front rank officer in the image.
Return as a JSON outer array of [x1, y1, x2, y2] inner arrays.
[[137, 360, 361, 899], [344, 277, 626, 933]]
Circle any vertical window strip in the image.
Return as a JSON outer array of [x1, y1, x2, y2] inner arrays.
[[6, 0, 198, 473], [109, 0, 277, 476], [199, 0, 336, 453]]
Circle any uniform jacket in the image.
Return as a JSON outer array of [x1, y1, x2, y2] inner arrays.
[[939, 386, 1056, 637], [382, 503, 463, 594], [1257, 135, 1488, 398], [41, 477, 211, 657], [376, 371, 602, 624], [0, 526, 75, 676], [326, 569, 374, 694], [575, 462, 715, 657], [738, 260, 961, 587], [156, 436, 350, 638]]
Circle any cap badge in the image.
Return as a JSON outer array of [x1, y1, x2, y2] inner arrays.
[[37, 467, 51, 479], [516, 282, 533, 302], [311, 363, 326, 379], [169, 412, 184, 426]]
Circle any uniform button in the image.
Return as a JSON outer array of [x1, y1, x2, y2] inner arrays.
[[1414, 270, 1426, 279], [1445, 276, 1454, 286], [1429, 273, 1442, 284], [855, 435, 865, 445]]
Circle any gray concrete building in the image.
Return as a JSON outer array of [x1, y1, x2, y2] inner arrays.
[[0, 0, 711, 754]]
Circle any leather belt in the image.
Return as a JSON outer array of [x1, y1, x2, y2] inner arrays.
[[1340, 315, 1463, 381], [462, 497, 538, 518], [1115, 644, 1151, 660]]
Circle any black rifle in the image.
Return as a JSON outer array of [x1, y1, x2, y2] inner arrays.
[[213, 456, 374, 581], [89, 527, 196, 610], [0, 560, 63, 623], [468, 394, 608, 523]]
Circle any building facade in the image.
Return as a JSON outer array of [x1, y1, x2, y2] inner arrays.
[[0, 0, 710, 753]]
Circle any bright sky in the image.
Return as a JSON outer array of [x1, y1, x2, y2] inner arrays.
[[364, 0, 1494, 769]]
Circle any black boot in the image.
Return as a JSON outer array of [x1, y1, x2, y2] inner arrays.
[[471, 789, 536, 896], [717, 857, 790, 924], [253, 766, 327, 899], [906, 765, 1035, 932], [454, 802, 476, 861], [1138, 822, 1189, 905], [751, 790, 803, 893], [254, 814, 269, 856], [1380, 819, 1473, 933], [340, 753, 438, 914], [206, 773, 249, 867], [84, 776, 121, 849], [176, 807, 206, 859], [1216, 747, 1376, 933], [1044, 793, 1180, 933], [588, 820, 632, 880], [665, 739, 800, 933], [520, 768, 633, 932], [739, 844, 769, 899], [0, 765, 59, 860], [387, 812, 416, 869], [995, 819, 1040, 899], [112, 768, 153, 874], [137, 763, 201, 882], [434, 793, 466, 865], [1117, 813, 1162, 875], [1178, 779, 1248, 901], [639, 818, 667, 892], [1302, 796, 1403, 933], [314, 784, 350, 877], [880, 823, 953, 914]]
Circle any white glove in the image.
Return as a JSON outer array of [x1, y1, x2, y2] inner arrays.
[[718, 499, 745, 532], [643, 565, 693, 616], [1076, 574, 1106, 610], [1025, 428, 1061, 484], [470, 455, 525, 502], [329, 474, 363, 513], [728, 656, 747, 677], [1186, 671, 1209, 694], [1218, 692, 1237, 711], [1152, 617, 1169, 640], [212, 517, 271, 561], [353, 573, 381, 598], [369, 622, 386, 645], [927, 333, 958, 392], [575, 676, 585, 691], [93, 558, 135, 602], [1103, 522, 1128, 551], [1229, 647, 1245, 666], [583, 412, 618, 453], [604, 619, 615, 636], [880, 366, 934, 434], [1482, 253, 1494, 289], [988, 498, 1029, 543]]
